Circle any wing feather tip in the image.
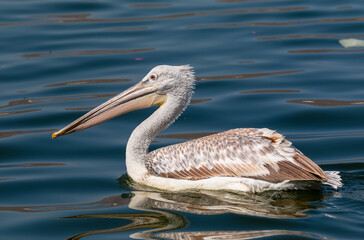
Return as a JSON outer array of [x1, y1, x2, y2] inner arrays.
[[323, 171, 343, 189]]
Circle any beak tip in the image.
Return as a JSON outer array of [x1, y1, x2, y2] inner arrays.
[[52, 132, 58, 139]]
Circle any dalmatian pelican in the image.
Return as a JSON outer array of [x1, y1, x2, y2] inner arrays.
[[52, 65, 342, 192]]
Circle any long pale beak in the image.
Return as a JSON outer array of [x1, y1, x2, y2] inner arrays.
[[52, 82, 166, 138]]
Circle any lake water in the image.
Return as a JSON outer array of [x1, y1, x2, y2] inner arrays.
[[0, 0, 363, 239]]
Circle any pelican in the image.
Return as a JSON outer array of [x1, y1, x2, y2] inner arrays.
[[52, 65, 342, 192]]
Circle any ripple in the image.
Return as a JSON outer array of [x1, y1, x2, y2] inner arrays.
[[287, 99, 364, 106], [317, 158, 364, 166], [190, 98, 211, 104], [129, 4, 171, 8], [61, 190, 324, 239], [241, 89, 300, 94], [0, 109, 40, 117], [0, 162, 65, 169], [287, 130, 364, 140], [0, 94, 210, 117], [337, 6, 353, 10], [158, 230, 325, 240], [0, 7, 308, 27], [218, 0, 278, 2], [109, 26, 148, 31], [65, 107, 93, 111], [31, 13, 91, 19], [196, 70, 303, 81], [21, 48, 154, 58], [289, 49, 364, 54], [258, 34, 364, 40], [0, 129, 56, 139], [0, 94, 115, 110], [0, 178, 13, 181], [0, 195, 130, 213], [238, 61, 255, 64], [189, 17, 364, 29], [44, 78, 130, 88]]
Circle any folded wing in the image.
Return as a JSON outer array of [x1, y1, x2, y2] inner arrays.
[[145, 128, 327, 183]]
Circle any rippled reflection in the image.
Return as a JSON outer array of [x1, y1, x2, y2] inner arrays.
[[0, 128, 55, 138], [196, 70, 303, 81], [189, 98, 211, 104], [0, 184, 325, 239], [0, 7, 308, 27], [22, 48, 154, 58], [65, 107, 93, 111], [238, 60, 255, 64], [287, 130, 364, 140], [0, 183, 322, 218], [44, 78, 130, 88], [287, 99, 364, 106], [0, 178, 12, 181], [0, 94, 211, 113], [189, 17, 364, 29], [32, 13, 90, 20], [139, 188, 322, 217], [0, 162, 64, 169], [0, 109, 40, 117], [218, 0, 277, 2], [0, 194, 132, 213], [158, 229, 324, 240], [68, 212, 184, 240], [66, 193, 188, 240], [110, 26, 148, 31], [289, 49, 364, 53], [241, 89, 300, 94], [0, 94, 115, 110], [258, 34, 364, 40], [64, 188, 323, 239], [129, 3, 171, 8]]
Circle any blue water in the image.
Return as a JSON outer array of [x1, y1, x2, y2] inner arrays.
[[1, 0, 363, 239]]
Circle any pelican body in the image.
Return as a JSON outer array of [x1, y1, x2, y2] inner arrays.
[[53, 65, 342, 192]]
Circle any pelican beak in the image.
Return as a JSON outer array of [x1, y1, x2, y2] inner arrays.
[[52, 82, 167, 138]]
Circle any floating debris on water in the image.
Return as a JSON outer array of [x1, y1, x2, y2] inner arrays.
[[339, 38, 364, 48]]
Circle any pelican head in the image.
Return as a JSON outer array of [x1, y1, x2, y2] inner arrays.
[[52, 65, 195, 138]]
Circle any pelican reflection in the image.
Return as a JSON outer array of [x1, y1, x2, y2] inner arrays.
[[64, 188, 324, 239], [0, 187, 326, 239]]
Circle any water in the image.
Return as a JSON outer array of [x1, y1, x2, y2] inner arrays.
[[0, 0, 363, 239]]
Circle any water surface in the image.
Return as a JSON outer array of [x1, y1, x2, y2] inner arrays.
[[0, 0, 363, 239]]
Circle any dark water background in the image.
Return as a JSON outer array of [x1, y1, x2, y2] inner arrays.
[[1, 0, 363, 239]]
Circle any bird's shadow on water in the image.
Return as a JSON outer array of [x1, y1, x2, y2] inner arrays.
[[63, 175, 334, 240]]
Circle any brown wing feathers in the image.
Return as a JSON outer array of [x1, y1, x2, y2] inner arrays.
[[292, 151, 327, 180], [145, 128, 327, 183]]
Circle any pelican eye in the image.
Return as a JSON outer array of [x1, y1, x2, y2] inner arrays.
[[149, 74, 158, 81]]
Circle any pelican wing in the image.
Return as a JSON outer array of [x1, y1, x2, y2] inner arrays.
[[145, 128, 327, 183]]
